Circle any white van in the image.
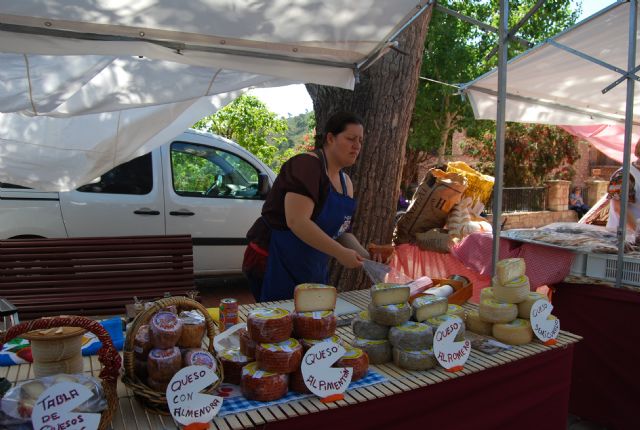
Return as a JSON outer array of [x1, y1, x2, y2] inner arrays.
[[0, 129, 276, 275]]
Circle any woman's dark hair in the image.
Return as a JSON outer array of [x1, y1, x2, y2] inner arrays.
[[314, 111, 364, 150]]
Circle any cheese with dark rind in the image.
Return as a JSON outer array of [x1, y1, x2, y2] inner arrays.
[[367, 302, 411, 326], [370, 283, 410, 306], [255, 338, 303, 373], [289, 368, 311, 393], [351, 337, 392, 364], [517, 292, 548, 319], [182, 349, 217, 371], [466, 309, 493, 336], [149, 311, 183, 349], [351, 310, 389, 340], [425, 314, 466, 342], [300, 335, 343, 351], [247, 308, 293, 343], [479, 298, 518, 323], [220, 348, 252, 385], [241, 362, 289, 402], [392, 347, 437, 371], [294, 284, 337, 312], [177, 311, 206, 348], [293, 310, 337, 340], [411, 295, 448, 322], [147, 347, 182, 382], [239, 328, 257, 359], [388, 321, 434, 351], [134, 324, 152, 360], [492, 318, 533, 345], [334, 347, 369, 381]]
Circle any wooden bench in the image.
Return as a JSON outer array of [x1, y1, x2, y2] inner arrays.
[[0, 235, 195, 319]]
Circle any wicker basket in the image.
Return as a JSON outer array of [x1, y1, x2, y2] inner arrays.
[[1, 316, 120, 430], [121, 296, 223, 414]]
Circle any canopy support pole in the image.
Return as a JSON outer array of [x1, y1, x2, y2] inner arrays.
[[491, 0, 509, 277], [616, 0, 638, 288]]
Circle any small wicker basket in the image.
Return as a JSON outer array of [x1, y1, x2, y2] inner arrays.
[[121, 296, 223, 414], [1, 316, 120, 430]]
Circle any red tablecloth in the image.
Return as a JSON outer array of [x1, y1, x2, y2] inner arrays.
[[270, 345, 575, 430], [553, 282, 640, 430]]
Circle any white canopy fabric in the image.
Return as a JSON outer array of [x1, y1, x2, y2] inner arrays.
[[464, 1, 640, 127], [0, 0, 429, 190]]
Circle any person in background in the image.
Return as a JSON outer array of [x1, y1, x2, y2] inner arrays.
[[569, 186, 590, 218], [606, 146, 640, 233], [243, 112, 377, 302]]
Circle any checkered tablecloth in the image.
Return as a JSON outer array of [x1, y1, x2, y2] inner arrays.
[[217, 370, 387, 417]]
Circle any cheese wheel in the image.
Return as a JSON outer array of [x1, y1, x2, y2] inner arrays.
[[247, 308, 293, 343], [480, 287, 495, 300], [411, 295, 448, 322], [351, 310, 389, 340], [388, 321, 434, 351], [301, 335, 343, 351], [334, 347, 369, 382], [147, 377, 169, 392], [147, 347, 182, 382], [492, 318, 533, 345], [33, 354, 83, 378], [518, 292, 549, 319], [294, 284, 337, 312], [134, 324, 152, 360], [425, 315, 466, 342], [392, 347, 437, 371], [370, 283, 410, 306], [496, 258, 526, 284], [134, 357, 148, 381], [150, 311, 183, 349], [255, 338, 303, 373], [183, 349, 217, 371], [466, 309, 493, 336], [20, 380, 46, 400], [351, 338, 392, 364], [241, 362, 289, 402], [479, 299, 518, 323], [177, 311, 206, 348], [446, 304, 466, 320], [293, 310, 337, 340], [492, 275, 530, 304], [367, 302, 411, 326], [239, 328, 257, 359], [289, 368, 311, 393], [220, 348, 252, 385]]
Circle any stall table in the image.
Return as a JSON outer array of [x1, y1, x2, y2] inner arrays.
[[2, 290, 581, 430]]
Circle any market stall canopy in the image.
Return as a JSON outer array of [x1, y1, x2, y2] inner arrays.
[[560, 124, 639, 164], [0, 0, 429, 190], [463, 1, 640, 127]]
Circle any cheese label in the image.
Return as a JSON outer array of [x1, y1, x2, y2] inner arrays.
[[304, 335, 341, 347], [504, 276, 528, 287], [397, 321, 430, 333], [530, 300, 560, 343], [301, 341, 353, 399], [507, 319, 529, 328], [301, 310, 332, 320], [250, 307, 289, 320], [371, 283, 403, 291], [341, 347, 364, 360], [32, 382, 100, 430], [482, 298, 513, 309], [384, 303, 405, 310], [447, 304, 463, 314], [358, 310, 370, 320], [220, 349, 247, 363], [413, 295, 446, 307], [433, 316, 471, 372], [167, 366, 222, 425], [262, 338, 300, 352], [242, 362, 275, 378], [357, 338, 388, 346]]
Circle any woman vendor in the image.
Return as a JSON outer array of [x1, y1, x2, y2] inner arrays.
[[243, 112, 373, 301], [606, 143, 640, 234]]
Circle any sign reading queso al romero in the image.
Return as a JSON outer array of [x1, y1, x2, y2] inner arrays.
[[167, 366, 223, 425], [32, 382, 100, 430], [301, 342, 353, 401], [433, 316, 471, 372]]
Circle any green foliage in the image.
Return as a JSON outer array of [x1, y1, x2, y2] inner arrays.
[[171, 152, 218, 192]]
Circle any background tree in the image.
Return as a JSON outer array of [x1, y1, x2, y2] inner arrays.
[[306, 5, 433, 291]]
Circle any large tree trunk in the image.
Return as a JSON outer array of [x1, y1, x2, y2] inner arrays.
[[306, 6, 433, 292]]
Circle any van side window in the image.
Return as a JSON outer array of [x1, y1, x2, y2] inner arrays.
[[170, 142, 260, 199], [77, 153, 153, 195]]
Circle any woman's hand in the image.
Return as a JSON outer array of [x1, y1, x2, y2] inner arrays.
[[337, 247, 364, 269], [372, 251, 393, 264]]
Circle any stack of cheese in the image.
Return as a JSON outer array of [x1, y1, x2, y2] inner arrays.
[[470, 258, 547, 345]]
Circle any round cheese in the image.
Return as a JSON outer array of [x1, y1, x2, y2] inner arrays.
[[517, 292, 549, 319], [247, 308, 293, 343], [177, 312, 206, 348], [133, 324, 152, 360], [239, 328, 257, 359], [446, 304, 466, 320], [392, 347, 437, 371], [33, 354, 83, 378], [480, 287, 495, 301], [367, 302, 411, 326], [370, 283, 410, 306], [289, 368, 311, 393], [220, 348, 252, 385], [351, 337, 392, 364], [411, 295, 448, 322], [466, 309, 493, 336], [182, 349, 217, 371], [496, 258, 526, 284], [150, 311, 183, 349], [334, 347, 369, 382], [492, 275, 530, 304], [147, 347, 182, 382], [255, 338, 303, 373], [492, 318, 533, 345], [147, 377, 169, 392], [425, 315, 466, 342], [388, 321, 434, 351], [241, 362, 289, 402], [301, 335, 343, 351], [293, 310, 337, 340], [479, 298, 518, 324], [351, 310, 389, 340]]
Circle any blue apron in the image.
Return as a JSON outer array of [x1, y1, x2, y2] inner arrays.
[[260, 155, 356, 301]]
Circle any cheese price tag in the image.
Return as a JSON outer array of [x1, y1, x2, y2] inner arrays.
[[167, 366, 223, 426], [433, 316, 471, 372], [530, 300, 560, 345], [32, 382, 100, 430], [301, 341, 353, 402]]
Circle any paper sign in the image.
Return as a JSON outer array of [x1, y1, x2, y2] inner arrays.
[[301, 341, 353, 401], [433, 316, 471, 372], [32, 382, 100, 430], [530, 299, 560, 345], [167, 366, 223, 425]]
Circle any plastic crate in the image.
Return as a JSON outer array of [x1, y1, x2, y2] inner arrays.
[[585, 253, 640, 287], [570, 253, 588, 276]]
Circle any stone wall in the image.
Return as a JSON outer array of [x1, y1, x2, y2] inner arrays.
[[486, 210, 578, 230]]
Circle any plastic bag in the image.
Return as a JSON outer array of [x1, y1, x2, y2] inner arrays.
[[362, 259, 412, 285]]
